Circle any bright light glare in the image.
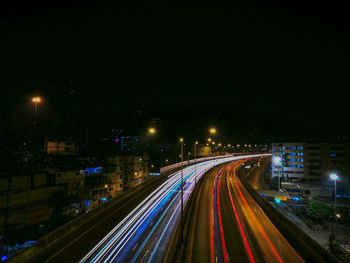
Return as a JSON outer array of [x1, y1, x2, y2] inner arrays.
[[330, 173, 339, 181], [209, 128, 216, 134], [32, 97, 41, 103], [80, 154, 270, 263], [273, 156, 282, 165], [148, 128, 156, 135]]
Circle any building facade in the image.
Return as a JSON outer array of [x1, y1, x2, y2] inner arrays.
[[303, 143, 350, 184], [107, 153, 149, 190], [272, 142, 350, 188], [0, 173, 65, 231], [272, 143, 304, 182]]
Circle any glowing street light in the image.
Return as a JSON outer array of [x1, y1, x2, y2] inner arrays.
[[330, 173, 338, 181], [179, 137, 184, 243], [273, 156, 282, 192], [32, 97, 41, 103], [209, 127, 216, 135], [211, 141, 216, 161], [148, 127, 156, 135], [330, 173, 339, 238], [194, 141, 198, 174], [32, 96, 41, 127]]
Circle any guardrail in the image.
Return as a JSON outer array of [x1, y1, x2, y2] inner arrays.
[[160, 153, 265, 174], [237, 165, 340, 263], [9, 174, 168, 263]]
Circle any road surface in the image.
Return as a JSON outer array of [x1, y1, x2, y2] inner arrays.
[[183, 158, 304, 263], [80, 155, 267, 263]]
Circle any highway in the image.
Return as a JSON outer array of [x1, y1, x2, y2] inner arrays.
[[183, 158, 304, 263], [80, 155, 267, 263]]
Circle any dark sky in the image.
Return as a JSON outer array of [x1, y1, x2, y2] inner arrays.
[[1, 0, 349, 139]]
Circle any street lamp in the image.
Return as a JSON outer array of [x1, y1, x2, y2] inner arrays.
[[212, 141, 216, 162], [273, 156, 282, 192], [179, 138, 184, 243], [32, 96, 41, 127], [194, 141, 198, 184], [148, 127, 156, 135], [209, 127, 216, 135], [330, 173, 339, 238]]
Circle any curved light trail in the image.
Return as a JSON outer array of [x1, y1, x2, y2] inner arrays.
[[80, 154, 268, 263]]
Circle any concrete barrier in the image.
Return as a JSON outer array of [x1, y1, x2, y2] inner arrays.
[[9, 174, 168, 262], [160, 153, 264, 174], [237, 166, 340, 263]]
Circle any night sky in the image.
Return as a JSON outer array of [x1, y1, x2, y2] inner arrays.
[[1, 0, 349, 140]]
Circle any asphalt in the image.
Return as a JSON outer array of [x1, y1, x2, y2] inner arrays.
[[184, 161, 250, 263], [182, 157, 304, 263], [15, 175, 169, 263], [228, 162, 304, 263], [14, 155, 271, 263]]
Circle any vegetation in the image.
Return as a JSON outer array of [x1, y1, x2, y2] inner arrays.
[[306, 201, 332, 224]]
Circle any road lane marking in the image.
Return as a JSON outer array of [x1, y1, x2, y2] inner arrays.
[[226, 161, 256, 263]]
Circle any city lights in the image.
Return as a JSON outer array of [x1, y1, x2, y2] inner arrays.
[[32, 96, 41, 103], [330, 173, 339, 181], [148, 127, 156, 135]]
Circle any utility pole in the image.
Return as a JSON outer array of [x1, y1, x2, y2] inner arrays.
[[180, 138, 184, 243], [194, 141, 198, 185]]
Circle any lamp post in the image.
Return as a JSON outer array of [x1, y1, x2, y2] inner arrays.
[[209, 127, 216, 159], [148, 127, 156, 135], [194, 141, 198, 185], [273, 156, 282, 192], [180, 138, 184, 243], [32, 96, 41, 127], [209, 127, 216, 135], [212, 141, 216, 162], [330, 173, 339, 238]]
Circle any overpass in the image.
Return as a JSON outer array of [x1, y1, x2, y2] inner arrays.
[[10, 154, 268, 263], [12, 153, 340, 263]]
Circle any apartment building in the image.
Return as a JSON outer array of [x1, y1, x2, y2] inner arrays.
[[303, 143, 350, 184], [0, 173, 65, 231], [272, 142, 350, 186], [272, 143, 304, 182], [107, 153, 149, 190]]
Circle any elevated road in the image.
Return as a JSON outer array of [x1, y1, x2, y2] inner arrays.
[[80, 155, 267, 263], [180, 158, 303, 263]]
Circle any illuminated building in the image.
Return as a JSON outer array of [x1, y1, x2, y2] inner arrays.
[[303, 143, 350, 183], [272, 142, 350, 186], [272, 143, 304, 182], [107, 153, 149, 189], [45, 137, 78, 154], [120, 136, 139, 153]]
